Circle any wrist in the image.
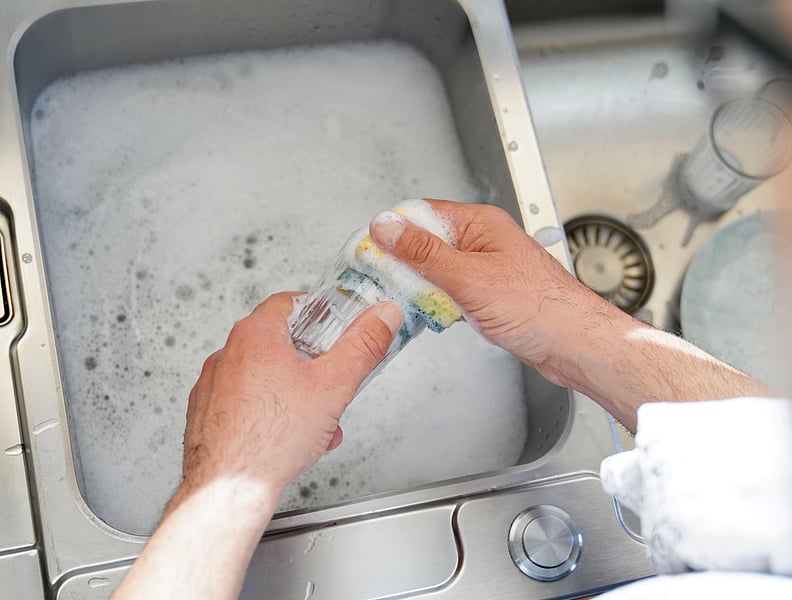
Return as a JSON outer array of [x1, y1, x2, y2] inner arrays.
[[118, 475, 282, 600], [167, 474, 283, 533]]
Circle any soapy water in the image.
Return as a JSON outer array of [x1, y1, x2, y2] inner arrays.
[[30, 41, 528, 534]]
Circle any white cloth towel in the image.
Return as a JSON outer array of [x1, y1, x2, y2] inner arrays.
[[598, 572, 792, 600], [600, 397, 792, 576]]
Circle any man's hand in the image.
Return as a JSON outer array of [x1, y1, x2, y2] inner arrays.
[[370, 199, 771, 432], [180, 291, 402, 499], [369, 199, 603, 384], [113, 293, 402, 600]]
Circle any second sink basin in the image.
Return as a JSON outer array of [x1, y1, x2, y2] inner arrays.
[[511, 6, 786, 334]]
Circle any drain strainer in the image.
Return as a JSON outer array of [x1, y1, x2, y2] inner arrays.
[[564, 215, 654, 313]]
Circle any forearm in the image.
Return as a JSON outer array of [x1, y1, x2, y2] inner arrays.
[[113, 477, 280, 600], [544, 298, 772, 432]]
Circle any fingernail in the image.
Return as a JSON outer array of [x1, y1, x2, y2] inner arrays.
[[377, 302, 403, 336], [370, 211, 406, 249]]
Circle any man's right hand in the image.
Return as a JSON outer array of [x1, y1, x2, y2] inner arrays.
[[369, 198, 771, 432], [369, 199, 611, 387]]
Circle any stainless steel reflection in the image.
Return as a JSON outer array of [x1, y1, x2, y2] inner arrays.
[[0, 549, 45, 598], [513, 10, 787, 332], [0, 0, 651, 598], [0, 208, 36, 554]]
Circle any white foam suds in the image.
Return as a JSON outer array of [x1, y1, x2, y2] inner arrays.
[[345, 199, 458, 312], [31, 41, 528, 534]]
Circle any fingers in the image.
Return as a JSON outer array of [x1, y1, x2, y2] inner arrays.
[[370, 212, 470, 295], [225, 291, 303, 348], [247, 291, 303, 329], [320, 301, 402, 395], [327, 426, 344, 451], [421, 198, 520, 251]]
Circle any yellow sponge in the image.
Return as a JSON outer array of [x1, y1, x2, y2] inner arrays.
[[352, 233, 460, 332], [412, 289, 461, 332], [354, 234, 384, 264]]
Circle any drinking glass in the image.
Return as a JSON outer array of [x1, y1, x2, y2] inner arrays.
[[678, 98, 791, 217]]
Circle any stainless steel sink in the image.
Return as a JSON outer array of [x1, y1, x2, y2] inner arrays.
[[510, 2, 787, 333], [0, 1, 654, 598]]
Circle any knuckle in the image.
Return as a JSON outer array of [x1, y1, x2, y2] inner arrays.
[[402, 231, 442, 267], [200, 351, 220, 375], [356, 322, 392, 362], [227, 319, 252, 345], [469, 202, 511, 224], [480, 203, 510, 220]]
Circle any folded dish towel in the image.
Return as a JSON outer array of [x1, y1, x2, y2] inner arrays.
[[601, 397, 792, 576], [597, 571, 792, 600]]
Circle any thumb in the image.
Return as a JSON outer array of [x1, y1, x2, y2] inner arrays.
[[369, 211, 467, 294], [318, 301, 403, 393]]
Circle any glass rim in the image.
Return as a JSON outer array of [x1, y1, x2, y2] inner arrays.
[[756, 77, 792, 98], [708, 97, 792, 180]]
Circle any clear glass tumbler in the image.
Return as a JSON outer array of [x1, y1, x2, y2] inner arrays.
[[678, 98, 791, 217], [288, 228, 424, 362], [289, 199, 461, 391]]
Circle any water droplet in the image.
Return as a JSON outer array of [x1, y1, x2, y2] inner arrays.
[[22, 253, 33, 264], [706, 45, 725, 63], [650, 62, 668, 79], [507, 141, 518, 152], [533, 226, 564, 247], [4, 443, 23, 456], [303, 535, 316, 555], [303, 580, 316, 600], [32, 418, 59, 435], [87, 577, 110, 589], [529, 203, 540, 215]]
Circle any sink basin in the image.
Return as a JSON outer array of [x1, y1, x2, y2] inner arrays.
[[0, 0, 652, 598], [28, 36, 534, 537], [510, 3, 786, 334]]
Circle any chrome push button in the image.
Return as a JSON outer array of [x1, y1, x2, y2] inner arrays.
[[508, 505, 582, 581]]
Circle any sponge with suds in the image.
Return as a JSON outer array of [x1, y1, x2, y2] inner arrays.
[[345, 198, 461, 333]]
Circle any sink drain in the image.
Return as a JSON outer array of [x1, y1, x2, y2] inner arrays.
[[564, 215, 654, 313]]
